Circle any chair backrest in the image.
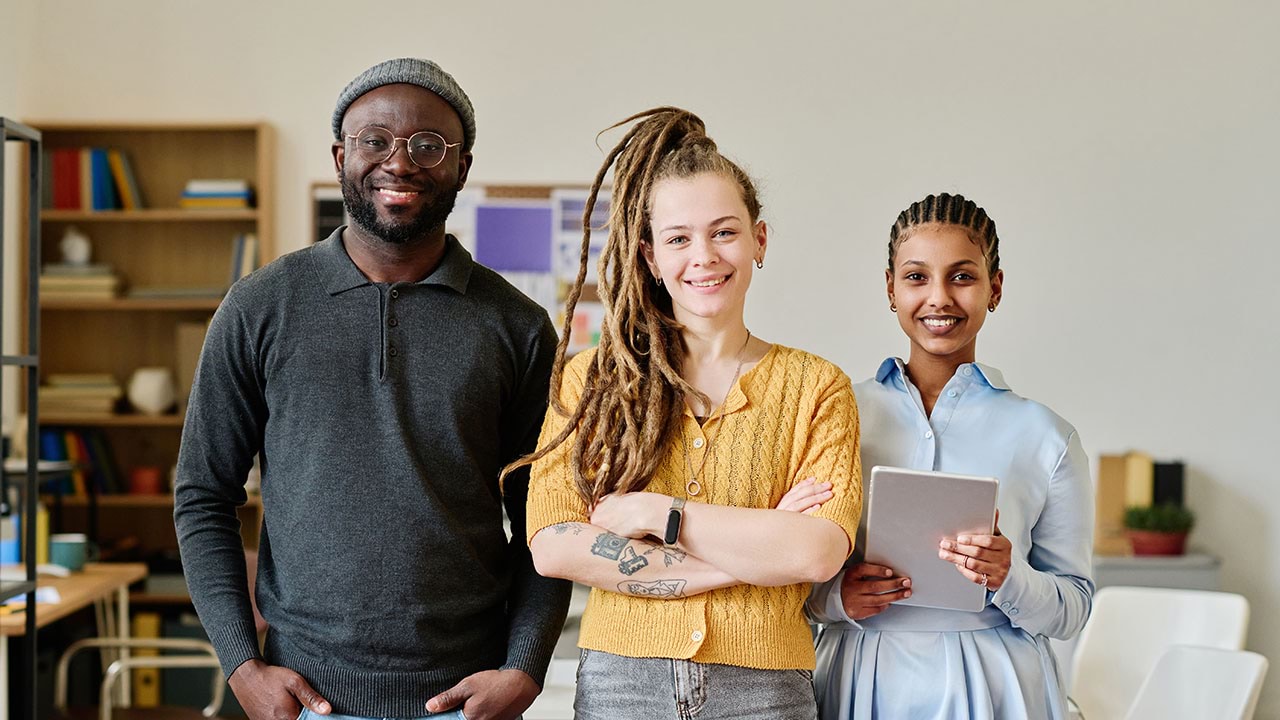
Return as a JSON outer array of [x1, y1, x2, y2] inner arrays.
[[1125, 646, 1268, 720], [1070, 586, 1249, 720]]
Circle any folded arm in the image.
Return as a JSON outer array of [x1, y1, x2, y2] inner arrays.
[[530, 521, 740, 599]]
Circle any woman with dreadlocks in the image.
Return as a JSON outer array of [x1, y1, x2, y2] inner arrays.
[[807, 193, 1094, 720], [514, 107, 861, 719]]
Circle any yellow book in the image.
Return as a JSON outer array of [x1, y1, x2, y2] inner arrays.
[[132, 612, 162, 706], [1094, 454, 1130, 555], [1123, 451, 1154, 508]]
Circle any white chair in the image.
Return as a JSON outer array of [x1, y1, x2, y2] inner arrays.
[[1069, 586, 1249, 720], [1125, 646, 1268, 719]]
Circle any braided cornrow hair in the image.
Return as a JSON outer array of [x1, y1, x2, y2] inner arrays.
[[888, 193, 999, 275], [503, 107, 762, 506]]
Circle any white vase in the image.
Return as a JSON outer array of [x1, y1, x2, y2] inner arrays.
[[127, 367, 176, 415]]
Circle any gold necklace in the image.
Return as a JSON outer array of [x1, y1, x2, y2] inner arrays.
[[681, 331, 752, 497]]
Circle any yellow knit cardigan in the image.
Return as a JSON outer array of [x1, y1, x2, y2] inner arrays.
[[527, 344, 862, 670]]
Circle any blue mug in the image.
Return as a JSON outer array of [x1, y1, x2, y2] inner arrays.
[[50, 533, 96, 571]]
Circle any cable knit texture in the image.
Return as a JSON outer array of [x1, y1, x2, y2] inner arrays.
[[527, 344, 862, 670]]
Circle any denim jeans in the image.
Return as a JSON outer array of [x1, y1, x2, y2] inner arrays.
[[574, 648, 818, 720], [298, 710, 467, 720]]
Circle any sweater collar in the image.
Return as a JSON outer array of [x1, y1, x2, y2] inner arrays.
[[315, 228, 474, 295]]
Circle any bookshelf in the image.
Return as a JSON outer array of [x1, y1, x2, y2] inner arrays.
[[23, 122, 273, 580]]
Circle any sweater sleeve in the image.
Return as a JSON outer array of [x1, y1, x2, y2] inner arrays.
[[525, 350, 595, 541], [795, 365, 862, 556], [499, 319, 573, 685], [988, 430, 1096, 639], [173, 293, 266, 678]]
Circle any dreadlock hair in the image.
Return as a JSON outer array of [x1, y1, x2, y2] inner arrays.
[[502, 106, 763, 507], [888, 193, 1000, 277]]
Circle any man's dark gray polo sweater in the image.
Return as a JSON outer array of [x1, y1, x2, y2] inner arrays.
[[174, 231, 571, 718]]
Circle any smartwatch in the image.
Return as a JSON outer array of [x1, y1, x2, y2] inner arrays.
[[663, 497, 687, 547]]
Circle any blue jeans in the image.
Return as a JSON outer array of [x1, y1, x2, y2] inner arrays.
[[574, 648, 818, 720], [298, 710, 467, 720]]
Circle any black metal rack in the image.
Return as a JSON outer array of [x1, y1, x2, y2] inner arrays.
[[1, 117, 42, 720]]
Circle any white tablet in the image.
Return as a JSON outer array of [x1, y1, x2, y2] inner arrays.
[[863, 465, 999, 612]]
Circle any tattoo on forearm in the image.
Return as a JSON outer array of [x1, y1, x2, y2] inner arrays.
[[618, 546, 649, 575], [642, 543, 687, 566], [591, 532, 628, 560], [551, 522, 585, 536], [619, 579, 688, 598]]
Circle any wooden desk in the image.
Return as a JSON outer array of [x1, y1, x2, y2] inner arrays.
[[1, 562, 147, 720]]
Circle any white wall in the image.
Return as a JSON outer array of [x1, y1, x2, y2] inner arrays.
[[1, 0, 38, 432], [13, 1, 1280, 715]]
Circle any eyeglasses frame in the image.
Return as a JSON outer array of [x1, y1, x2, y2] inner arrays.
[[343, 126, 463, 169]]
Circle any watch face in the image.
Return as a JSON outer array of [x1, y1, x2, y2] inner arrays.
[[664, 508, 682, 546]]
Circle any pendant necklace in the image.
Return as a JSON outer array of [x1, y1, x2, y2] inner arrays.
[[681, 330, 752, 497]]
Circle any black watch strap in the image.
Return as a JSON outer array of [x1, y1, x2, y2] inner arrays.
[[663, 497, 687, 547]]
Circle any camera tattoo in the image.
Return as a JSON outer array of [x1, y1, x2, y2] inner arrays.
[[590, 532, 629, 560], [618, 546, 649, 575]]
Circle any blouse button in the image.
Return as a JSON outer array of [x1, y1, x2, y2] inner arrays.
[[962, 366, 973, 377], [925, 430, 934, 439], [947, 390, 958, 398], [693, 437, 704, 449], [690, 630, 704, 642]]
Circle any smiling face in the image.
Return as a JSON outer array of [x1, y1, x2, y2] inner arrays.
[[642, 172, 766, 325], [887, 223, 1003, 366], [332, 83, 472, 245]]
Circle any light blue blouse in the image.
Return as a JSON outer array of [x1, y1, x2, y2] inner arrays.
[[808, 358, 1094, 720]]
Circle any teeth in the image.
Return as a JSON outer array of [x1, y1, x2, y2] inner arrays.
[[379, 189, 417, 198], [689, 277, 727, 288], [923, 317, 958, 327]]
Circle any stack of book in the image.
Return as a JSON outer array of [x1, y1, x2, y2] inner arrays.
[[180, 179, 253, 209], [43, 147, 143, 210], [39, 262, 122, 301], [38, 373, 123, 416]]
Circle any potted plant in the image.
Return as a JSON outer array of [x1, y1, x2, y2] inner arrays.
[[1123, 504, 1195, 556]]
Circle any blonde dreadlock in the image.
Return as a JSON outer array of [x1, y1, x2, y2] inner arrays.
[[503, 107, 763, 506]]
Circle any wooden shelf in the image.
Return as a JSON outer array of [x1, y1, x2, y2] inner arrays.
[[41, 208, 258, 222], [40, 297, 223, 311], [40, 413, 184, 427], [42, 494, 261, 508]]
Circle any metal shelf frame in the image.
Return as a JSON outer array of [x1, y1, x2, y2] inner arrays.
[[1, 116, 42, 720]]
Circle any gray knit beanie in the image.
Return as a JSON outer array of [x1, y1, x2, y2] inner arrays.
[[332, 57, 476, 151]]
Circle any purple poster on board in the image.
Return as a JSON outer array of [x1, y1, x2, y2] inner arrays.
[[474, 205, 553, 272]]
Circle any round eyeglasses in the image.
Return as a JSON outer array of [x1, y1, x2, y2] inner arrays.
[[344, 126, 462, 169]]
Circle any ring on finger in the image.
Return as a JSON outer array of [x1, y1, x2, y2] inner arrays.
[[964, 556, 974, 571], [980, 573, 989, 588]]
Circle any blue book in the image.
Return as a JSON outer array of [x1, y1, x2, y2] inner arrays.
[[89, 148, 116, 210]]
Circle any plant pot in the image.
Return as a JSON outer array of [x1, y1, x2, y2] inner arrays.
[[1127, 529, 1188, 556]]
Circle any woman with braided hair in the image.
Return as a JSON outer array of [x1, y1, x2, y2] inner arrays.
[[514, 107, 862, 719], [808, 193, 1094, 719]]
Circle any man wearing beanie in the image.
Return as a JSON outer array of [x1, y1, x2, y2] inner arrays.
[[175, 57, 571, 720]]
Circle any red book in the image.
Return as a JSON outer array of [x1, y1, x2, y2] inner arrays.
[[52, 148, 81, 209]]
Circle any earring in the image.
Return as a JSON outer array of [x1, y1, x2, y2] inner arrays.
[[755, 258, 764, 269], [655, 276, 664, 287], [988, 302, 996, 312], [890, 302, 897, 313]]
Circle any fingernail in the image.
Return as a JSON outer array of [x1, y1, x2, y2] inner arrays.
[[957, 536, 971, 544], [883, 568, 893, 576], [902, 579, 911, 588], [904, 590, 912, 597]]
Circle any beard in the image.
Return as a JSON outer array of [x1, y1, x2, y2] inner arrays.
[[341, 174, 457, 245]]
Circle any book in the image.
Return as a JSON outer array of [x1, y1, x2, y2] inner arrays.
[[184, 178, 250, 194], [41, 262, 115, 277], [47, 372, 118, 387], [180, 196, 251, 209], [51, 148, 81, 210], [107, 149, 143, 210], [89, 148, 116, 211], [78, 148, 93, 211]]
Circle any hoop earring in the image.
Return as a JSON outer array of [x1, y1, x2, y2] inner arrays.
[[988, 302, 996, 312], [755, 258, 764, 269], [890, 302, 897, 313], [655, 276, 664, 287]]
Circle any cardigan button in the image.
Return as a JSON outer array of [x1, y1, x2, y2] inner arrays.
[[692, 437, 704, 449], [690, 630, 704, 642]]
